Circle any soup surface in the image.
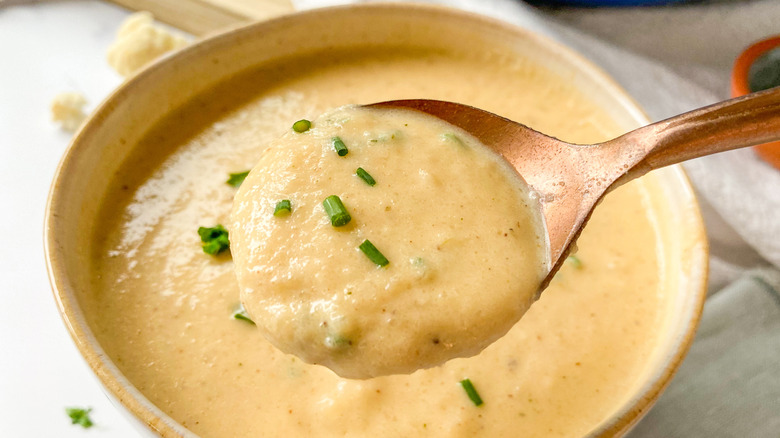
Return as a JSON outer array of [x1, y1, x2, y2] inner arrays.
[[88, 48, 665, 437], [231, 105, 546, 378]]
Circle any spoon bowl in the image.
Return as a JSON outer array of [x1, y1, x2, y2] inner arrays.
[[370, 88, 780, 291]]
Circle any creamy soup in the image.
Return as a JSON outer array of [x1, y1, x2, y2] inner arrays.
[[231, 105, 546, 378], [88, 48, 665, 437]]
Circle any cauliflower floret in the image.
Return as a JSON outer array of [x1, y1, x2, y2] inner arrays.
[[106, 12, 189, 77], [51, 92, 88, 132]]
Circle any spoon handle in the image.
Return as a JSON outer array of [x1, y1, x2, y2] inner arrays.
[[613, 87, 780, 176]]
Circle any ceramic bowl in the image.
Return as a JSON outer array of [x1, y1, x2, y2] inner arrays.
[[45, 4, 707, 437]]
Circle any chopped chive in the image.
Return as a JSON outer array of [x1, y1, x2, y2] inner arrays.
[[356, 167, 376, 186], [292, 119, 311, 133], [226, 170, 250, 187], [274, 199, 292, 216], [359, 239, 389, 267], [441, 133, 466, 147], [567, 255, 582, 269], [459, 379, 484, 406], [325, 333, 352, 349], [232, 304, 255, 325], [234, 312, 255, 324], [198, 225, 230, 255], [332, 136, 348, 156], [322, 195, 351, 227], [65, 407, 94, 428]]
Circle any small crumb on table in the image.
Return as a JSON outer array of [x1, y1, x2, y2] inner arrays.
[[50, 92, 87, 132]]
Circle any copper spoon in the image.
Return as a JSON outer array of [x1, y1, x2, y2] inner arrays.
[[370, 87, 780, 293]]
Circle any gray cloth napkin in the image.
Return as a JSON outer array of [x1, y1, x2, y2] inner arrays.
[[290, 0, 780, 435]]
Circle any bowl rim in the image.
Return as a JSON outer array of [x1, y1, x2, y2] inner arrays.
[[44, 3, 708, 437]]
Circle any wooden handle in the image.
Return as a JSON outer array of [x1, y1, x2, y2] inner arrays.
[[107, 0, 295, 36]]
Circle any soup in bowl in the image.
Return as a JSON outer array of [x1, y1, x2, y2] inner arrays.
[[45, 4, 707, 437]]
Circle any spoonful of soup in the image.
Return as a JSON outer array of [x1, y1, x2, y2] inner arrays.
[[371, 87, 780, 292], [230, 88, 779, 379]]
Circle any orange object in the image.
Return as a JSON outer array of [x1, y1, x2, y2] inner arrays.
[[732, 36, 780, 170]]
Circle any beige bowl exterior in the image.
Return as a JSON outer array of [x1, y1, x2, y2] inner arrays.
[[44, 4, 708, 437]]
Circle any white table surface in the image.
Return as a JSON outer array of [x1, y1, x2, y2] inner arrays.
[[1, 0, 778, 436], [0, 2, 141, 436]]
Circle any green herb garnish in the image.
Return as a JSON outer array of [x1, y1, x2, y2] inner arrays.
[[459, 379, 483, 406], [355, 167, 376, 186], [332, 136, 349, 156], [325, 333, 352, 349], [198, 224, 230, 255], [66, 407, 94, 428], [567, 255, 582, 269], [322, 195, 351, 227], [359, 239, 389, 267], [274, 199, 292, 216], [292, 119, 312, 133], [441, 133, 466, 147], [226, 170, 250, 187], [232, 304, 255, 325]]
